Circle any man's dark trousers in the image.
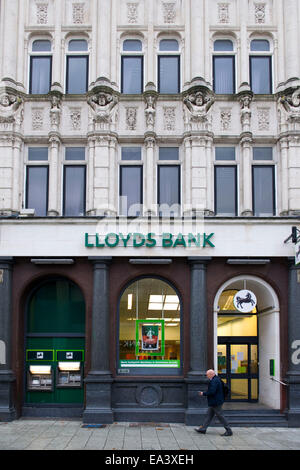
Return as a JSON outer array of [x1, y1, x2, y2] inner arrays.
[[202, 404, 231, 431]]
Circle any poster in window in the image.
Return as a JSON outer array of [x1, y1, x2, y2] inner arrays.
[[141, 325, 159, 351], [135, 320, 165, 357]]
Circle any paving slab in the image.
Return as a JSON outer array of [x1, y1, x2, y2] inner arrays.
[[0, 419, 299, 451]]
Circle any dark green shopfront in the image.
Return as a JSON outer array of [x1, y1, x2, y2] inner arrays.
[[1, 255, 300, 426]]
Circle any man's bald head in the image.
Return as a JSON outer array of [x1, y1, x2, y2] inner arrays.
[[206, 369, 216, 379]]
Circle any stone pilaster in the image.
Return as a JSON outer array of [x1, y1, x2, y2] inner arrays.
[[185, 257, 211, 425], [83, 257, 113, 424], [286, 259, 300, 427], [0, 257, 16, 421]]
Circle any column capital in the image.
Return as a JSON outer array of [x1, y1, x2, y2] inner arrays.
[[188, 256, 212, 267], [88, 256, 112, 267]]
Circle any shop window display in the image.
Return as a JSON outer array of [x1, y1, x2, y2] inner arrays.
[[118, 278, 181, 375]]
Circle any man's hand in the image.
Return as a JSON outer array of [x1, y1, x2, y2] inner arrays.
[[198, 391, 203, 396]]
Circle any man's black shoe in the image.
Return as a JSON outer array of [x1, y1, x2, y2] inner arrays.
[[222, 429, 233, 436], [195, 427, 206, 434]]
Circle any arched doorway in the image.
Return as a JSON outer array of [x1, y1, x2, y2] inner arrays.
[[214, 276, 280, 409], [24, 278, 85, 417]]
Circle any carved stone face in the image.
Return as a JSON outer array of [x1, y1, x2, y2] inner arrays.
[[195, 94, 203, 106], [0, 94, 10, 107], [98, 94, 107, 106]]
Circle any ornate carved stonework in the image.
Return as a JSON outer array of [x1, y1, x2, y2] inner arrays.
[[218, 3, 229, 24], [220, 108, 231, 130], [127, 3, 138, 23], [257, 107, 270, 131], [72, 2, 85, 24], [36, 3, 48, 24], [183, 90, 215, 129], [279, 88, 300, 123], [254, 3, 266, 24], [162, 2, 176, 24], [0, 93, 23, 126], [126, 107, 137, 130], [32, 109, 43, 130], [87, 92, 118, 129], [239, 93, 253, 131], [144, 94, 157, 129], [49, 95, 61, 128], [70, 109, 81, 130], [163, 106, 176, 130]]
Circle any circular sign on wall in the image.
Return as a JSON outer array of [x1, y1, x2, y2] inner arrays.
[[233, 290, 257, 313]]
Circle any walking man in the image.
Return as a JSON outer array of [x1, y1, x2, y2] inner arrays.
[[195, 369, 233, 436]]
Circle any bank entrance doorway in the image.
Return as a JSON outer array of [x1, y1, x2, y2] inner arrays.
[[217, 288, 258, 402], [217, 339, 258, 402], [214, 276, 281, 410]]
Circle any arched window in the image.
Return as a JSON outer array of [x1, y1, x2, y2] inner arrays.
[[250, 39, 272, 94], [29, 39, 52, 94], [158, 39, 180, 93], [66, 39, 89, 94], [213, 39, 235, 94], [121, 39, 143, 94], [118, 277, 182, 375]]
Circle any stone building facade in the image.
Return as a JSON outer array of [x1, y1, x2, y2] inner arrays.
[[0, 0, 300, 426]]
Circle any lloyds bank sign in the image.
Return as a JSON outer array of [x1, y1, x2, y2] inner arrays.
[[85, 232, 215, 248]]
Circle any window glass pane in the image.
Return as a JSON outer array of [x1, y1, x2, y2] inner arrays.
[[68, 40, 88, 51], [121, 147, 141, 160], [215, 147, 235, 161], [26, 166, 48, 216], [215, 166, 237, 215], [158, 166, 180, 215], [123, 39, 142, 51], [213, 56, 234, 94], [119, 278, 181, 375], [32, 40, 51, 52], [159, 147, 179, 160], [158, 56, 180, 93], [253, 147, 273, 160], [30, 57, 51, 94], [253, 166, 275, 216], [250, 57, 271, 93], [28, 147, 48, 161], [63, 166, 86, 216], [159, 39, 179, 51], [120, 166, 142, 216], [214, 40, 233, 51], [122, 57, 143, 94], [67, 56, 88, 94], [65, 147, 85, 161], [250, 39, 270, 51]]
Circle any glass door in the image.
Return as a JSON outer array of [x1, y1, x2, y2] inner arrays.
[[217, 340, 258, 402]]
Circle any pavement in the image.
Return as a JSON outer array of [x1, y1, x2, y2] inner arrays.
[[0, 419, 300, 451]]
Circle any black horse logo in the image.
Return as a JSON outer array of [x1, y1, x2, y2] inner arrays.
[[235, 292, 255, 310]]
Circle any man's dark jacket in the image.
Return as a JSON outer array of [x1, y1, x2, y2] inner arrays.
[[203, 375, 224, 407]]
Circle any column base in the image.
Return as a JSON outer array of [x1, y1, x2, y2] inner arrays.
[[0, 371, 16, 421], [83, 372, 113, 424], [184, 373, 208, 426], [286, 371, 300, 427]]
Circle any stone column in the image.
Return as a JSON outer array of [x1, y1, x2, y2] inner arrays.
[[240, 135, 253, 216], [190, 0, 204, 79], [0, 257, 16, 421], [144, 134, 155, 215], [279, 137, 289, 215], [286, 259, 300, 427], [83, 257, 113, 424], [97, 0, 111, 79], [185, 257, 211, 425], [2, 0, 18, 80], [47, 134, 60, 216], [284, 0, 300, 81]]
